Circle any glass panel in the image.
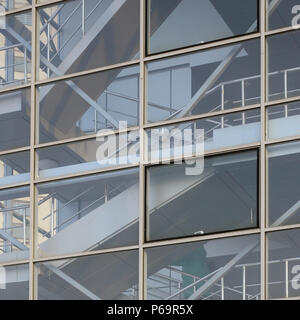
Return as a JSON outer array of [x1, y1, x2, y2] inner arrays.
[[37, 132, 140, 179], [0, 11, 31, 88], [37, 168, 139, 257], [0, 0, 30, 11], [268, 30, 300, 102], [38, 65, 139, 143], [268, 229, 300, 299], [0, 151, 30, 187], [268, 0, 299, 30], [147, 0, 258, 55], [0, 88, 30, 152], [38, 0, 140, 80], [146, 150, 258, 242], [37, 250, 138, 300], [0, 264, 29, 300], [146, 234, 261, 300], [146, 109, 261, 163], [147, 39, 260, 123], [267, 101, 300, 140], [268, 141, 300, 227], [0, 186, 30, 263]]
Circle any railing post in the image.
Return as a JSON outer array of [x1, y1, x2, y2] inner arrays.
[[24, 47, 27, 83], [23, 208, 26, 245], [82, 0, 85, 36], [285, 260, 289, 298], [221, 84, 224, 128], [241, 79, 246, 124], [243, 266, 246, 300], [221, 277, 224, 300], [47, 22, 50, 78], [284, 71, 288, 117]]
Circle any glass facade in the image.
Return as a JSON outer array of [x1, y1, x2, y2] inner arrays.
[[0, 0, 298, 301]]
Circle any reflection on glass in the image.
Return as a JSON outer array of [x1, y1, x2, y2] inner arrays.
[[38, 132, 140, 179], [0, 186, 30, 263], [0, 88, 30, 151], [268, 31, 300, 101], [268, 229, 300, 299], [37, 250, 138, 300], [268, 141, 300, 227], [147, 0, 258, 54], [0, 151, 30, 186], [38, 65, 139, 143], [267, 101, 300, 140], [147, 150, 258, 241], [146, 234, 260, 300], [37, 168, 139, 257], [147, 39, 260, 123], [0, 11, 31, 88], [38, 0, 140, 80], [268, 0, 299, 30], [146, 109, 261, 162], [0, 1, 30, 11], [0, 264, 29, 300]]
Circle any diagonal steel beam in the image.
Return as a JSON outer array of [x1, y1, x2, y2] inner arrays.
[[172, 0, 282, 120], [4, 25, 119, 129], [0, 229, 101, 300]]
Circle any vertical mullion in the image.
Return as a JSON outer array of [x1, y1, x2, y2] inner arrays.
[[260, 0, 267, 301], [139, 0, 146, 300], [29, 0, 38, 301]]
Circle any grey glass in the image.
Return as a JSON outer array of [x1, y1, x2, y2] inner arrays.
[[0, 186, 30, 263], [146, 109, 261, 163], [37, 168, 139, 257], [0, 264, 29, 300], [268, 30, 300, 102], [147, 39, 260, 123], [37, 132, 140, 179], [0, 0, 30, 11], [268, 0, 299, 30], [268, 141, 300, 227], [147, 0, 258, 55], [146, 234, 261, 300], [38, 0, 140, 80], [267, 101, 300, 140], [0, 151, 30, 186], [37, 250, 138, 300], [0, 88, 30, 151], [38, 65, 139, 143], [0, 11, 31, 88], [146, 150, 258, 242], [268, 229, 300, 299]]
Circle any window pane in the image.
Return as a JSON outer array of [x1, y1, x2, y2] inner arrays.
[[38, 132, 140, 179], [147, 150, 258, 242], [38, 65, 139, 143], [147, 39, 260, 123], [37, 250, 138, 300], [268, 229, 300, 299], [146, 234, 260, 300], [37, 168, 139, 257], [0, 88, 30, 152], [0, 1, 30, 11], [268, 0, 299, 31], [0, 151, 30, 187], [0, 186, 30, 263], [268, 141, 300, 227], [0, 264, 29, 300], [147, 0, 258, 55], [146, 109, 261, 162], [267, 101, 300, 140], [0, 12, 31, 88], [38, 0, 140, 80], [268, 31, 300, 102]]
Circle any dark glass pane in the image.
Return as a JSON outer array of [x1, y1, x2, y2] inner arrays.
[[147, 0, 258, 54], [147, 150, 258, 241]]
